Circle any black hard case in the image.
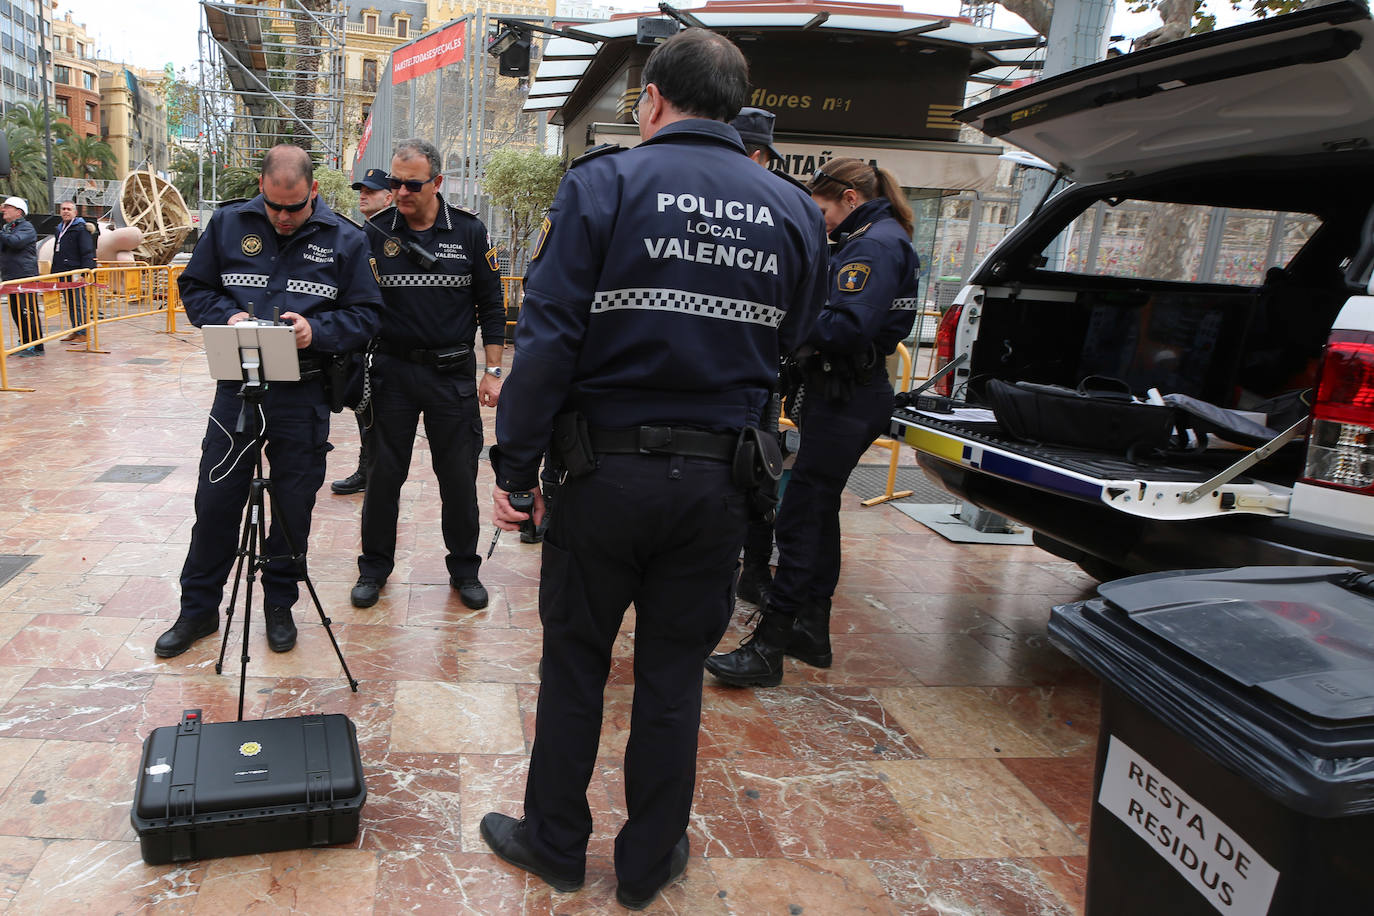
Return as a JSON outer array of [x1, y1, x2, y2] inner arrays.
[[131, 710, 366, 865]]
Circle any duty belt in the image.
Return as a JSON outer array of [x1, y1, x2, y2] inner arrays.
[[297, 357, 325, 382], [589, 426, 736, 462], [375, 339, 471, 366]]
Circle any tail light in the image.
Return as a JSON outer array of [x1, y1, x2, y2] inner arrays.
[[1301, 330, 1374, 493], [933, 303, 963, 397]]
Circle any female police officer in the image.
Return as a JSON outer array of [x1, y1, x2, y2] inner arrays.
[[706, 156, 920, 688]]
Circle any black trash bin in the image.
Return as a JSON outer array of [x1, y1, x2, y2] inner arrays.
[[1050, 566, 1374, 916]]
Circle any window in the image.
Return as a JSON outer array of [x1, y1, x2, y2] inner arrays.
[[55, 95, 67, 115], [1053, 200, 1320, 285], [83, 71, 93, 91], [53, 64, 68, 84], [84, 100, 95, 122], [396, 18, 407, 38], [364, 14, 376, 34], [362, 59, 376, 86]]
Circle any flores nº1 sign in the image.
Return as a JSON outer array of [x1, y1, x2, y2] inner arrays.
[[1098, 736, 1280, 914]]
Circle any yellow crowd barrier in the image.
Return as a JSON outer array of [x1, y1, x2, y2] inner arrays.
[[861, 341, 916, 507], [0, 262, 184, 393]]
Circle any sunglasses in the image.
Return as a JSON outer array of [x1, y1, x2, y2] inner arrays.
[[263, 194, 312, 213], [811, 167, 856, 190], [388, 174, 439, 193]]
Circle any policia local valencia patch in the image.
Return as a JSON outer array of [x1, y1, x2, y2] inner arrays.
[[838, 262, 869, 292]]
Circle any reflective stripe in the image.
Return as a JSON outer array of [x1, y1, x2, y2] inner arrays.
[[222, 273, 269, 288], [891, 297, 920, 311], [378, 273, 472, 288], [286, 279, 338, 299], [591, 287, 785, 327]]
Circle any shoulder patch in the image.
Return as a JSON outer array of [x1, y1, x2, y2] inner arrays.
[[486, 245, 500, 272], [531, 217, 551, 262], [569, 143, 624, 169], [846, 222, 873, 241], [370, 256, 380, 285], [837, 262, 870, 293]]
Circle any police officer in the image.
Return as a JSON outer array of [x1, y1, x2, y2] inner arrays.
[[330, 168, 395, 497], [155, 144, 382, 659], [478, 29, 827, 910], [728, 106, 792, 604], [706, 156, 921, 687], [349, 138, 505, 612]]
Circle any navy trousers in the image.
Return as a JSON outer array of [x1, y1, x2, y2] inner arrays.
[[523, 453, 745, 897], [768, 374, 894, 618], [358, 355, 482, 583], [179, 383, 331, 619]]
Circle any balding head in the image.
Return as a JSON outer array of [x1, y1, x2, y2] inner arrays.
[[261, 144, 314, 186]]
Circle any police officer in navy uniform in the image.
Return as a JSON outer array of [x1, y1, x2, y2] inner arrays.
[[349, 138, 506, 612], [728, 106, 793, 604], [706, 156, 921, 687], [156, 144, 382, 658], [478, 29, 827, 910]]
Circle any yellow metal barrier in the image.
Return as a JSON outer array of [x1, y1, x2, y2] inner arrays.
[[861, 341, 916, 507], [1, 263, 181, 393]]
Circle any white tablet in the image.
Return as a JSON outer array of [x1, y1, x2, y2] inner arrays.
[[203, 322, 301, 383]]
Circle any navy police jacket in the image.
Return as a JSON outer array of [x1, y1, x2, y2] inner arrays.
[[493, 118, 829, 491], [363, 195, 505, 350], [810, 197, 920, 358], [178, 195, 382, 400]]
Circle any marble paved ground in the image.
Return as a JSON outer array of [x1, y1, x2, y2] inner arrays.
[[0, 317, 1101, 914]]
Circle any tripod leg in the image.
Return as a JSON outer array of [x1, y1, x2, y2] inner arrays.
[[216, 486, 258, 676], [261, 478, 360, 693], [236, 478, 270, 722]]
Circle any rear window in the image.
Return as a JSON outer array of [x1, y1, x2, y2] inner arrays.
[[1050, 200, 1320, 285]]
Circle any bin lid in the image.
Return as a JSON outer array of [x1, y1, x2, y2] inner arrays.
[[1097, 567, 1374, 722]]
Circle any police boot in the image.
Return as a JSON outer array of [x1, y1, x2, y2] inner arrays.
[[735, 563, 772, 605], [785, 598, 832, 668], [703, 606, 791, 688]]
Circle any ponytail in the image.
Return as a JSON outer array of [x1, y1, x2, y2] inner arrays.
[[807, 157, 913, 238]]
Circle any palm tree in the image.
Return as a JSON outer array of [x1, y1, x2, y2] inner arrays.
[[58, 135, 116, 181], [1, 103, 75, 212], [291, 0, 329, 151]]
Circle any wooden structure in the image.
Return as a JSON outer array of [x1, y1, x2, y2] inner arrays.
[[118, 169, 193, 265]]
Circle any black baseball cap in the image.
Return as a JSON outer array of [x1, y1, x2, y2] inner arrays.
[[730, 107, 783, 164], [351, 168, 389, 192]]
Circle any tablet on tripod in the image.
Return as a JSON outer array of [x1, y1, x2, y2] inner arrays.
[[204, 322, 300, 384]]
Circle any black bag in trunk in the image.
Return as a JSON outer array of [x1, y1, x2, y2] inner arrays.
[[986, 378, 1178, 455]]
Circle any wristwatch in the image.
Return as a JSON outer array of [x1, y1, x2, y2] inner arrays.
[[485, 366, 503, 378]]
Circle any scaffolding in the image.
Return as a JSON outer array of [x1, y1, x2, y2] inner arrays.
[[197, 0, 346, 196]]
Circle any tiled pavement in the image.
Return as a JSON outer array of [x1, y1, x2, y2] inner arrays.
[[0, 316, 1101, 914]]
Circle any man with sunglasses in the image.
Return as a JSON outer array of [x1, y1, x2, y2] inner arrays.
[[349, 138, 506, 614], [155, 144, 382, 660], [481, 28, 827, 910]]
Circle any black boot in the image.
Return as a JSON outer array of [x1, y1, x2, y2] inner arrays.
[[736, 563, 772, 605], [785, 598, 832, 668], [704, 606, 791, 688]]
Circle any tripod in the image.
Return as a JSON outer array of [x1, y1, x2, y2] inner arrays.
[[215, 381, 358, 720]]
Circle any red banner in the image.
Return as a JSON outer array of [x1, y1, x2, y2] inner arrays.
[[392, 20, 467, 85]]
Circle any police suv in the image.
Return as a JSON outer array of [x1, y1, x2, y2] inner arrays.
[[894, 1, 1374, 579]]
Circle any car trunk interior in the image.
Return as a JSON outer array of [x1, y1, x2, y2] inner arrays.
[[925, 154, 1374, 486]]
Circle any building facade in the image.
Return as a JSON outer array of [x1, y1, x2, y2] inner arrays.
[[51, 12, 99, 137], [98, 63, 169, 180], [1, 0, 48, 112]]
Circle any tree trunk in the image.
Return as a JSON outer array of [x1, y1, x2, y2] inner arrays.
[[291, 1, 328, 150]]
